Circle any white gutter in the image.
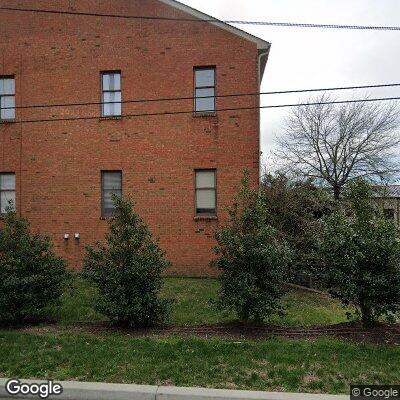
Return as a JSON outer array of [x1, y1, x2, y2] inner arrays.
[[257, 45, 271, 181]]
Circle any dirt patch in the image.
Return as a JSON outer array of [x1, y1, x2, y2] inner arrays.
[[17, 321, 400, 345], [303, 374, 320, 384]]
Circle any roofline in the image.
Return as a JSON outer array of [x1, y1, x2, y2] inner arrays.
[[157, 0, 271, 51], [373, 185, 400, 198]]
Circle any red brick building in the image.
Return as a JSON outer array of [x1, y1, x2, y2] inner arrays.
[[0, 0, 270, 275]]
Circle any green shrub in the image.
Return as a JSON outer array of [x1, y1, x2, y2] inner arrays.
[[318, 180, 400, 327], [0, 209, 69, 325], [212, 172, 292, 322], [262, 173, 336, 282], [83, 196, 171, 327]]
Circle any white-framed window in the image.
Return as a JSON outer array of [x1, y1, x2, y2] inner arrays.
[[0, 76, 15, 120], [101, 72, 121, 117], [0, 173, 16, 213], [195, 169, 216, 216], [194, 67, 216, 113], [101, 171, 122, 217]]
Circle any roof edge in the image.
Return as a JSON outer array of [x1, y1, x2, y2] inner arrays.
[[157, 0, 271, 50], [258, 46, 271, 83]]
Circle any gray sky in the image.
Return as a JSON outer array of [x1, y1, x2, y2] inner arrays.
[[181, 0, 400, 169]]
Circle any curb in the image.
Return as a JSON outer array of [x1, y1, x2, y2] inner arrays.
[[0, 379, 156, 400], [157, 386, 348, 400], [0, 379, 348, 400]]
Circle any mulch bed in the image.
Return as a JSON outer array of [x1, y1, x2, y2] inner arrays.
[[19, 321, 400, 346]]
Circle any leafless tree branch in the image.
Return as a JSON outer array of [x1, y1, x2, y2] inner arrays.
[[275, 94, 400, 199]]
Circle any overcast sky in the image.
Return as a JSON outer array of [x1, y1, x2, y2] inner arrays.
[[181, 0, 400, 168]]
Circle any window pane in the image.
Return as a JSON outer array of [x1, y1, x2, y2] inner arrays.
[[1, 95, 15, 109], [113, 92, 122, 116], [103, 92, 112, 117], [103, 92, 121, 116], [195, 95, 215, 112], [1, 96, 15, 119], [103, 172, 122, 190], [111, 73, 121, 91], [102, 74, 111, 91], [102, 171, 122, 217], [103, 189, 121, 217], [195, 69, 214, 87], [196, 171, 215, 189], [102, 73, 121, 91], [1, 191, 15, 213], [0, 108, 15, 120], [0, 78, 15, 95], [103, 189, 121, 207], [196, 88, 214, 99], [196, 189, 216, 211], [103, 103, 112, 117], [0, 174, 15, 190]]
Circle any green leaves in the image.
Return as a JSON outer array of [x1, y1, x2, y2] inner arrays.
[[213, 171, 292, 323], [83, 196, 171, 328], [0, 210, 69, 325], [261, 173, 337, 282], [318, 179, 400, 327]]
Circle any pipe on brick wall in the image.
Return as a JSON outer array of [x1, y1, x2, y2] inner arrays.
[[257, 46, 271, 181]]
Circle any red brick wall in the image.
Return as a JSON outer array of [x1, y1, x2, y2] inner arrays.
[[0, 0, 261, 276]]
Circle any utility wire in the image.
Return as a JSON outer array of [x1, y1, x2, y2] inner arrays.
[[6, 96, 400, 125], [228, 21, 400, 31], [3, 83, 400, 111], [0, 6, 399, 31]]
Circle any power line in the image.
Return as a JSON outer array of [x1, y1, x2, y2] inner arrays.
[[6, 96, 400, 125], [4, 83, 400, 111], [1, 6, 399, 31], [228, 21, 400, 31]]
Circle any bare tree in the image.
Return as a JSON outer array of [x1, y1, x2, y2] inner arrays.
[[276, 95, 400, 199]]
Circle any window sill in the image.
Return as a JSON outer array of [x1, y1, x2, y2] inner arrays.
[[0, 119, 16, 124], [193, 112, 217, 118], [194, 215, 218, 221], [99, 116, 122, 121]]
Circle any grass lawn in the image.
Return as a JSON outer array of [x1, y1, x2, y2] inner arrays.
[[3, 276, 392, 395], [0, 330, 398, 394], [55, 276, 350, 326]]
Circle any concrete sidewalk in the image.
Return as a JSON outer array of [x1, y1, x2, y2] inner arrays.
[[0, 378, 348, 400]]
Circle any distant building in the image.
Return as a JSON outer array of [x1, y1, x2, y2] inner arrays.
[[373, 185, 400, 224]]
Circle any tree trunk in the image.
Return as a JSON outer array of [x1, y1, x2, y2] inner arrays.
[[239, 303, 250, 322], [360, 302, 375, 328], [333, 185, 341, 200]]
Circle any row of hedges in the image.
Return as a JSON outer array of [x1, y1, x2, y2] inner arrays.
[[1, 175, 400, 328], [216, 174, 400, 328], [0, 196, 170, 327]]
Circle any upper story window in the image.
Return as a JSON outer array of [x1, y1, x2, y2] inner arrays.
[[101, 72, 121, 117], [194, 67, 216, 114], [0, 76, 15, 121], [101, 171, 122, 218], [195, 169, 216, 216], [0, 173, 16, 213]]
